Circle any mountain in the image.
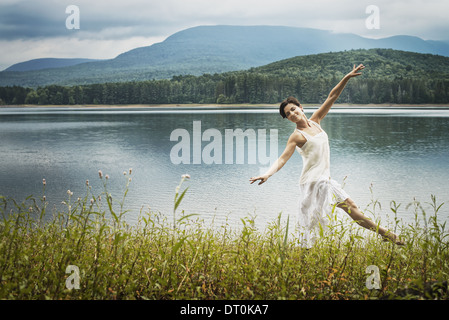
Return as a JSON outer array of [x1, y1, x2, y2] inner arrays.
[[1, 25, 449, 88], [4, 58, 104, 72], [251, 48, 449, 80], [2, 49, 449, 105]]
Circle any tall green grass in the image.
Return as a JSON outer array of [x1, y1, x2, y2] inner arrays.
[[0, 171, 448, 300]]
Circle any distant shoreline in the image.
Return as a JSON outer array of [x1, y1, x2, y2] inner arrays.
[[2, 103, 449, 109]]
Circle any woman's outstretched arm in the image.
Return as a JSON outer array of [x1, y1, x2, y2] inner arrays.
[[249, 131, 300, 185], [311, 64, 365, 124]]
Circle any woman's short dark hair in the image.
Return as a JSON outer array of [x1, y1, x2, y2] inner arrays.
[[279, 96, 300, 118]]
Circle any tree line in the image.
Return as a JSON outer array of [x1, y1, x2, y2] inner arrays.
[[1, 73, 448, 105]]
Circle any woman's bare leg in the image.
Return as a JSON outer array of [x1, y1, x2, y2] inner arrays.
[[337, 198, 404, 245]]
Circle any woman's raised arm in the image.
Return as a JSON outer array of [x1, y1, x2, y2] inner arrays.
[[311, 64, 365, 124]]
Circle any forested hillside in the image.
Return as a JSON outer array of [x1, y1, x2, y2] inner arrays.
[[1, 49, 448, 105], [2, 25, 449, 88]]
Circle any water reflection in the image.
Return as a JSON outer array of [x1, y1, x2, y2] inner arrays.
[[1, 107, 448, 228]]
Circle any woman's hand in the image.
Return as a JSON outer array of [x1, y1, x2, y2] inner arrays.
[[249, 175, 269, 185], [346, 64, 365, 78]]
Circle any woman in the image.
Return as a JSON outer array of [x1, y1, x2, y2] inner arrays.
[[249, 64, 403, 247]]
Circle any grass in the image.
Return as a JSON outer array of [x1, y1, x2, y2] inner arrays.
[[0, 170, 448, 300]]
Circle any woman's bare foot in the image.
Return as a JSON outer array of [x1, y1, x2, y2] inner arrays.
[[382, 232, 405, 245], [338, 199, 405, 246]]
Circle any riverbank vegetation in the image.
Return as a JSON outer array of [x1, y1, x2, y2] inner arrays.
[[0, 172, 448, 300], [1, 49, 449, 106]]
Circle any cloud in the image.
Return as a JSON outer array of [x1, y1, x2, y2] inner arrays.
[[2, 0, 447, 41], [0, 0, 448, 69]]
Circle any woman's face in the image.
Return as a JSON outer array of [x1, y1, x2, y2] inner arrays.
[[284, 103, 303, 123]]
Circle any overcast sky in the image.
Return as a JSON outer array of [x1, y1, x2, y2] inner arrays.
[[1, 0, 448, 70]]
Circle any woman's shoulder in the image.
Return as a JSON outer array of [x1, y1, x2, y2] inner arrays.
[[308, 118, 322, 128], [288, 129, 307, 146]]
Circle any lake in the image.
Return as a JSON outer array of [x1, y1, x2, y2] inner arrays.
[[1, 106, 449, 230]]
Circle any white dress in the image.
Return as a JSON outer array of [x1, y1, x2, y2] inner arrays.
[[296, 120, 349, 248]]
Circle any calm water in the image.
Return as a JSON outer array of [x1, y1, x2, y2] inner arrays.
[[1, 106, 449, 229]]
